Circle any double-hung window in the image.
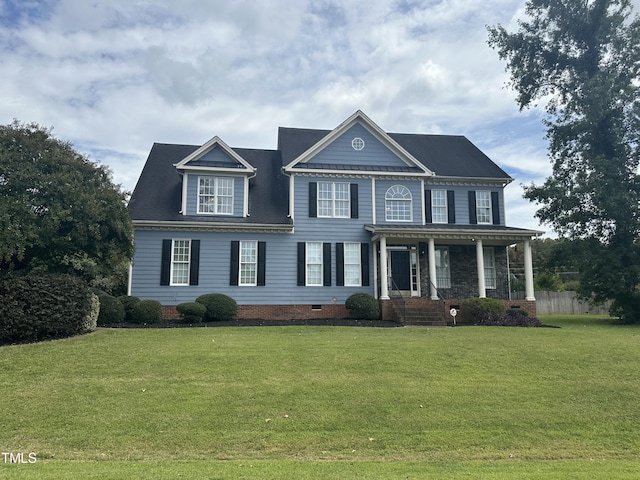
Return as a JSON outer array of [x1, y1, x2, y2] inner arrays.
[[476, 191, 492, 224], [343, 242, 362, 287], [385, 185, 412, 222], [435, 246, 451, 289], [483, 247, 496, 289], [239, 241, 257, 286], [306, 242, 323, 286], [318, 182, 350, 218], [431, 190, 447, 224], [171, 239, 191, 286], [198, 176, 234, 214]]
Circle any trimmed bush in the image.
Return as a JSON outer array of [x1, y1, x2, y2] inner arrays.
[[461, 297, 506, 325], [345, 293, 380, 320], [97, 294, 125, 326], [118, 295, 141, 323], [196, 294, 237, 322], [176, 302, 207, 323], [0, 273, 96, 344], [499, 311, 542, 327], [131, 300, 163, 324]]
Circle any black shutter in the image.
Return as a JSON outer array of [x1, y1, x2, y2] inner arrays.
[[491, 191, 500, 225], [468, 191, 477, 225], [160, 239, 171, 286], [309, 182, 317, 218], [447, 190, 456, 224], [230, 241, 239, 286], [323, 243, 332, 286], [361, 243, 370, 286], [425, 189, 432, 223], [297, 242, 306, 286], [336, 243, 345, 286], [350, 184, 359, 218], [257, 241, 266, 286], [189, 240, 200, 286]]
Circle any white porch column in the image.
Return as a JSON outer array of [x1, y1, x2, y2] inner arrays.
[[380, 236, 390, 300], [476, 238, 486, 298], [373, 239, 379, 299], [524, 238, 535, 301], [428, 238, 438, 300]]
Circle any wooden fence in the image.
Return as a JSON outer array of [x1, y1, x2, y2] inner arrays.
[[512, 291, 611, 315]]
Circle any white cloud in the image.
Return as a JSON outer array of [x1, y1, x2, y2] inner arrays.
[[3, 0, 633, 238]]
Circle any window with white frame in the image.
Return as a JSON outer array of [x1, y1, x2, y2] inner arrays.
[[171, 239, 191, 285], [344, 242, 361, 286], [483, 247, 496, 289], [239, 241, 257, 286], [431, 190, 448, 223], [306, 242, 323, 286], [318, 182, 350, 218], [476, 191, 492, 224], [385, 185, 412, 222], [435, 246, 451, 289], [198, 176, 234, 214]]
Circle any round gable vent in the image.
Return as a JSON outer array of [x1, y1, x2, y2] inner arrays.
[[352, 137, 365, 151]]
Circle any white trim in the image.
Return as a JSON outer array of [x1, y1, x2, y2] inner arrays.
[[238, 240, 258, 286], [174, 136, 255, 173], [169, 239, 191, 287], [283, 110, 435, 175], [127, 262, 133, 296], [289, 174, 295, 221], [181, 173, 188, 215], [371, 177, 376, 224], [243, 176, 249, 217], [420, 179, 426, 225], [305, 241, 323, 287], [133, 220, 293, 233]]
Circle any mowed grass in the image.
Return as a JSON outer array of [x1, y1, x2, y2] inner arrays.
[[1, 315, 639, 478]]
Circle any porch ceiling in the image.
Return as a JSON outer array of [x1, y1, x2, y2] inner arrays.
[[364, 224, 544, 246]]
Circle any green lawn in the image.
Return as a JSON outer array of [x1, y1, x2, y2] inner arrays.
[[1, 315, 639, 478]]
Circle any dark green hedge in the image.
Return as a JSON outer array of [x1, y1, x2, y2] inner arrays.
[[0, 273, 98, 344], [345, 293, 380, 320], [196, 294, 237, 322]]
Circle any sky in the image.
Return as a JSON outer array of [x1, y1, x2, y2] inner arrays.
[[2, 0, 638, 236]]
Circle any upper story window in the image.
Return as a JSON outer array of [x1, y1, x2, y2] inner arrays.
[[385, 185, 412, 222], [431, 190, 448, 224], [198, 176, 233, 215], [476, 191, 492, 224], [318, 182, 350, 218]]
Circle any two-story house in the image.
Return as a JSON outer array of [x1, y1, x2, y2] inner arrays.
[[128, 111, 542, 323]]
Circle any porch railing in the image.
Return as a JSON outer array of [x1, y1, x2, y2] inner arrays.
[[389, 278, 406, 321]]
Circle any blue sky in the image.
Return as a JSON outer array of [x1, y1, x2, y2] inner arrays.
[[2, 0, 637, 235]]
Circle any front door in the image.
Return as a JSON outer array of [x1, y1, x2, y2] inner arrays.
[[390, 250, 411, 291]]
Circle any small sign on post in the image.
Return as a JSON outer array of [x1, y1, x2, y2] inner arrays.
[[449, 307, 458, 326]]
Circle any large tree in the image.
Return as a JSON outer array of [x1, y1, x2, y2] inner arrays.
[[0, 120, 133, 292], [488, 0, 640, 321]]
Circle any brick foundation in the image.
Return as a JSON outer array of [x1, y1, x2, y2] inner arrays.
[[163, 304, 351, 321]]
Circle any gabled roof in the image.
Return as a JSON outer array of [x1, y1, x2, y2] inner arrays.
[[128, 143, 290, 227], [282, 110, 434, 176], [174, 136, 256, 174]]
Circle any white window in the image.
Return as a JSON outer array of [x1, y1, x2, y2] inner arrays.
[[385, 185, 412, 222], [344, 242, 361, 286], [239, 241, 257, 286], [198, 176, 234, 214], [483, 247, 496, 289], [352, 137, 365, 150], [432, 190, 447, 223], [435, 246, 450, 289], [318, 182, 350, 218], [306, 242, 323, 286], [476, 191, 492, 224], [171, 239, 191, 286]]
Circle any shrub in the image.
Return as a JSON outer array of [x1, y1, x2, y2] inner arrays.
[[0, 273, 96, 344], [345, 293, 380, 320], [97, 294, 125, 326], [176, 302, 207, 323], [196, 294, 237, 322], [118, 295, 141, 323], [461, 297, 506, 325], [499, 312, 542, 327], [132, 300, 163, 324]]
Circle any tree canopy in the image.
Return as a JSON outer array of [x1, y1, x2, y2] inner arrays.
[[0, 120, 133, 291], [488, 0, 640, 321]]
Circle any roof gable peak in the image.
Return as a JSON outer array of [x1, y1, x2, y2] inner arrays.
[[174, 135, 256, 173]]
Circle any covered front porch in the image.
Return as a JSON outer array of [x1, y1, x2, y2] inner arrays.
[[365, 225, 542, 322]]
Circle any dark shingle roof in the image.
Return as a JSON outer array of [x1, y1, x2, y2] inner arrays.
[[128, 143, 291, 225], [278, 127, 511, 179]]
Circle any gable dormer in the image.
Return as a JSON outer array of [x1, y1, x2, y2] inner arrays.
[[283, 110, 434, 177], [175, 136, 256, 217]]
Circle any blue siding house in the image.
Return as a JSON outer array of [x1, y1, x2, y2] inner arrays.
[[128, 111, 541, 323]]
